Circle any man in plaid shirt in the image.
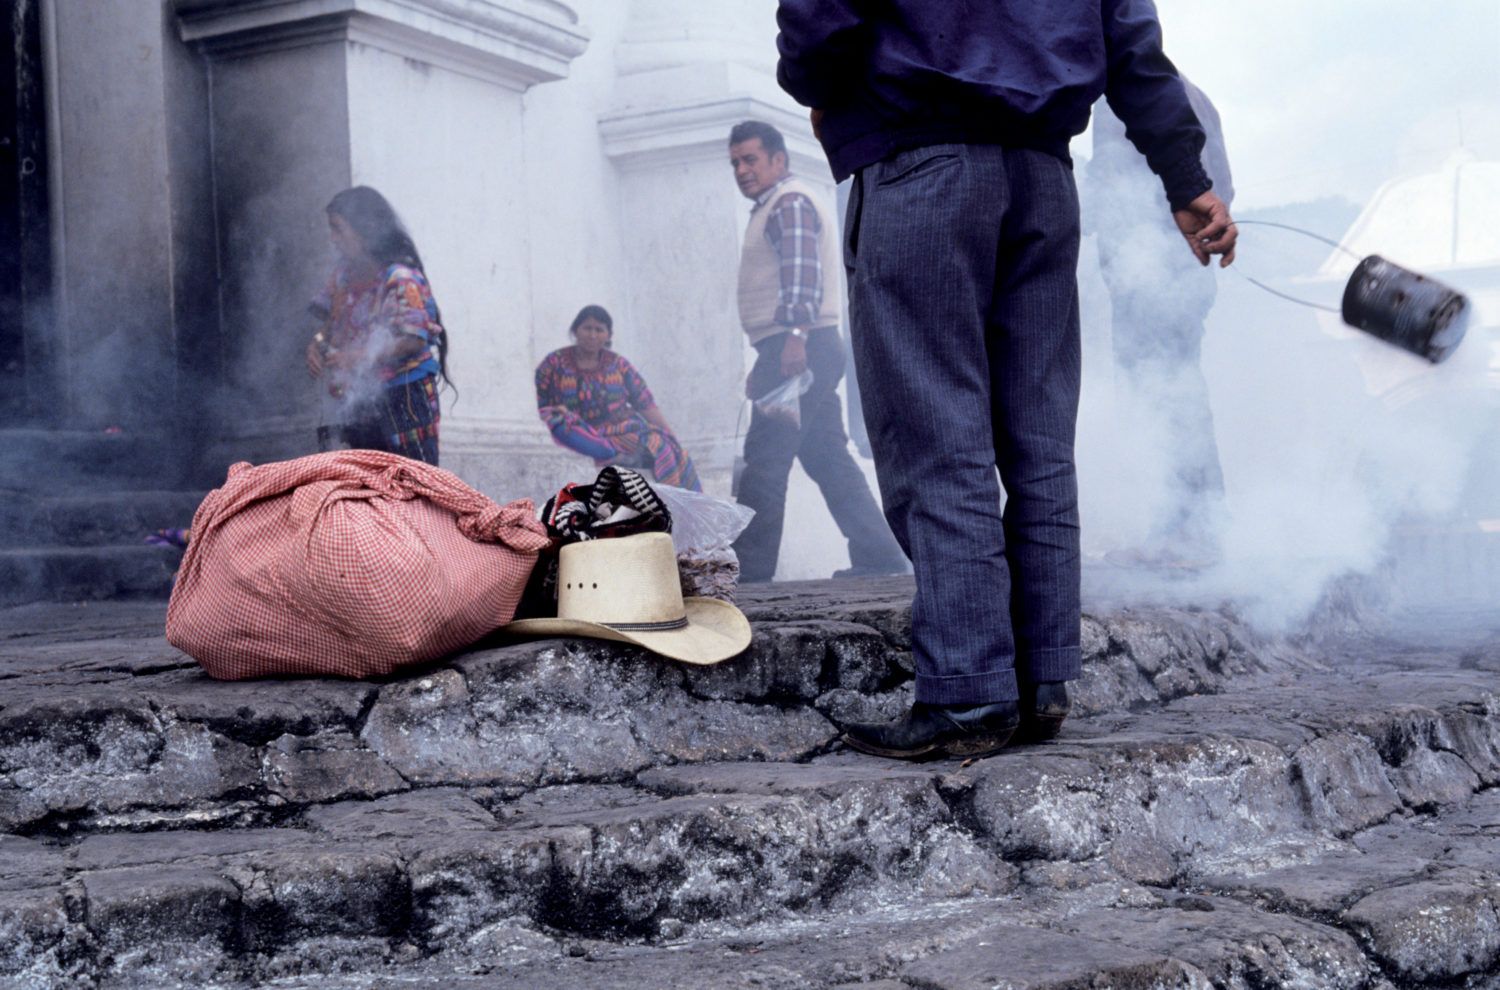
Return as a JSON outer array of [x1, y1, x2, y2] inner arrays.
[[728, 120, 905, 583]]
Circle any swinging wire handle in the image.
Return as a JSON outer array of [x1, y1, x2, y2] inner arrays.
[[1222, 220, 1359, 315], [1228, 219, 1361, 259]]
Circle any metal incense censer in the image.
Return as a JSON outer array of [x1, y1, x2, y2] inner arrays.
[[1339, 254, 1469, 364]]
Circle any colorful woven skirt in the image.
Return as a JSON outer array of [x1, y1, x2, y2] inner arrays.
[[342, 375, 441, 465], [547, 411, 701, 492]]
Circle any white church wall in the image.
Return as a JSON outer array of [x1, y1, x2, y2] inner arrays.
[[44, 0, 886, 579]]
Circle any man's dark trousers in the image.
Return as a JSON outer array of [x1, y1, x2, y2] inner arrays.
[[734, 327, 903, 582], [846, 144, 1084, 705]]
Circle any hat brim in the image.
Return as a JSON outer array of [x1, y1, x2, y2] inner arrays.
[[502, 597, 751, 665]]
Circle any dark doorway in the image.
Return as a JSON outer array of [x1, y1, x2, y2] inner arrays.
[[2, 0, 54, 424]]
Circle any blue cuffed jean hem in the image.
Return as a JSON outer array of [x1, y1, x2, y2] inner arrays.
[[914, 667, 1019, 706], [1024, 645, 1082, 684]]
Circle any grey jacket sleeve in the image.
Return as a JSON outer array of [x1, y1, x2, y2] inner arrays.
[[1183, 78, 1234, 208]]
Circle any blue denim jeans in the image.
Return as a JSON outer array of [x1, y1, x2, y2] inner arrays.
[[846, 144, 1084, 704]]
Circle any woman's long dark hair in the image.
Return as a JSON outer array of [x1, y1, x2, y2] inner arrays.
[[327, 186, 454, 392]]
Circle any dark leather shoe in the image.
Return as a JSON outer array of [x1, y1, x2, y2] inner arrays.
[[842, 700, 1020, 760], [1017, 681, 1070, 742]]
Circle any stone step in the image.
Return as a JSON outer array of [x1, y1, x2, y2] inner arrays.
[[1201, 792, 1500, 986], [4, 648, 1500, 985], [5, 590, 1497, 987], [0, 428, 181, 492], [0, 600, 186, 651], [0, 490, 204, 549], [0, 545, 181, 606], [70, 894, 1371, 990], [0, 596, 1294, 834]]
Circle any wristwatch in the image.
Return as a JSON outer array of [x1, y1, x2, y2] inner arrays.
[[788, 327, 808, 341]]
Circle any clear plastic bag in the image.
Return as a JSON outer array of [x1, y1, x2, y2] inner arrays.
[[655, 484, 756, 602], [753, 369, 814, 429]]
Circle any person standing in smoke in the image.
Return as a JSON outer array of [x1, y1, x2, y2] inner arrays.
[[305, 186, 452, 465], [727, 119, 907, 583], [1088, 77, 1234, 568], [776, 0, 1237, 758]]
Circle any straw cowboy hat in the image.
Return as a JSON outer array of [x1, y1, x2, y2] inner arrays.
[[503, 532, 751, 665]]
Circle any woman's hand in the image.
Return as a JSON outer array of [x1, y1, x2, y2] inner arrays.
[[1172, 190, 1237, 267]]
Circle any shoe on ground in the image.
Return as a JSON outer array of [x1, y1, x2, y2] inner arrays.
[[1017, 681, 1070, 743], [842, 700, 1019, 760]]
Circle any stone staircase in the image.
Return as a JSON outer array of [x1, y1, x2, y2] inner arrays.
[[2, 579, 1499, 988], [0, 429, 204, 605]]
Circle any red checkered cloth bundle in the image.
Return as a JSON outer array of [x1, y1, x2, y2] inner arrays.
[[166, 450, 550, 679]]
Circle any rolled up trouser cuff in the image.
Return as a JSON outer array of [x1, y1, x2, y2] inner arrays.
[[1025, 645, 1083, 684], [914, 667, 1019, 706]]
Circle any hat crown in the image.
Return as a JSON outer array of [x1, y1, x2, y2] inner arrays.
[[554, 532, 685, 627]]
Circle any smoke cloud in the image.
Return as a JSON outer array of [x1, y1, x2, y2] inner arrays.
[[1077, 168, 1498, 639]]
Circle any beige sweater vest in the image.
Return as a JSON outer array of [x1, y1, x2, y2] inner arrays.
[[737, 176, 844, 344]]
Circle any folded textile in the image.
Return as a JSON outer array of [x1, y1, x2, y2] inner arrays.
[[541, 465, 672, 542]]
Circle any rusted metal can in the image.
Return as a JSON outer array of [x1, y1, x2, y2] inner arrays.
[[1341, 255, 1469, 363]]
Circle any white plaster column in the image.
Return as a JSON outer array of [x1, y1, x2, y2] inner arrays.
[[173, 0, 588, 475], [596, 0, 830, 496]]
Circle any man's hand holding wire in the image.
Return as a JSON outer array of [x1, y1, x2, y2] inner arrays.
[[1173, 191, 1237, 268]]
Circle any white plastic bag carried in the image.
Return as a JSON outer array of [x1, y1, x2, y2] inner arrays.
[[753, 369, 814, 429], [656, 484, 755, 602]]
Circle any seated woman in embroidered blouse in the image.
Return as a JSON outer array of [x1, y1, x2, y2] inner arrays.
[[535, 305, 702, 491], [305, 186, 451, 465]]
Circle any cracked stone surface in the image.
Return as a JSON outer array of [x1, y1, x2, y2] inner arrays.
[[1, 579, 1499, 988]]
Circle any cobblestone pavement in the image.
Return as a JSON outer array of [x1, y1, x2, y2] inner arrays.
[[2, 579, 1499, 988]]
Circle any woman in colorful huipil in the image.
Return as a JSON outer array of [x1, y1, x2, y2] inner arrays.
[[535, 305, 702, 491], [305, 186, 451, 465]]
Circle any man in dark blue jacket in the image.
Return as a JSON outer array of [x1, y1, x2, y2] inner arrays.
[[776, 0, 1238, 759]]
